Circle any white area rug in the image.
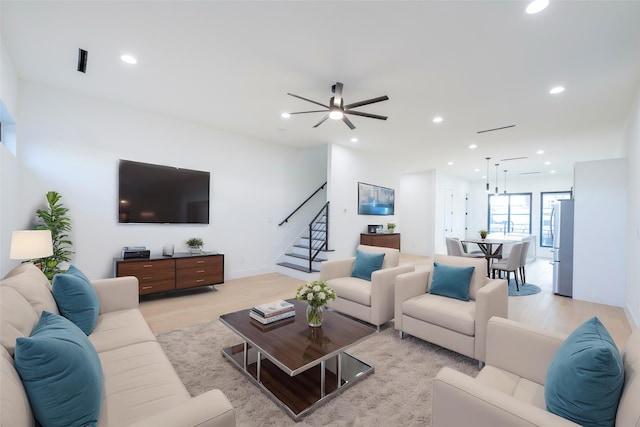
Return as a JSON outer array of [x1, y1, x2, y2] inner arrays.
[[157, 320, 479, 426]]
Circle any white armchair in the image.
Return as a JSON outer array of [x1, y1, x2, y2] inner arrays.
[[394, 254, 507, 362], [320, 245, 414, 328], [432, 317, 640, 427]]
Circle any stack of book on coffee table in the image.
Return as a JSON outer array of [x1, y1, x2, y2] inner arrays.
[[250, 300, 295, 324]]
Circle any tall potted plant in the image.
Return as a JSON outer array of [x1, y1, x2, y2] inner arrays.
[[35, 191, 73, 280]]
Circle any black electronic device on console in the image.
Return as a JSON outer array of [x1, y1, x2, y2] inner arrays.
[[121, 246, 150, 259]]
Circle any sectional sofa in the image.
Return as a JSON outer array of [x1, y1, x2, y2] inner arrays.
[[0, 262, 235, 427]]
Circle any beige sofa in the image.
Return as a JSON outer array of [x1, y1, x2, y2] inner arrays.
[[394, 254, 508, 363], [320, 245, 414, 328], [0, 263, 235, 427], [433, 317, 640, 427]]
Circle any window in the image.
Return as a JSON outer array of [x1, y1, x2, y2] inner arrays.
[[540, 191, 572, 247], [488, 193, 532, 234]]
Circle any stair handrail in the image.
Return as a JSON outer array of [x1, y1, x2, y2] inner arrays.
[[278, 182, 327, 226], [307, 202, 330, 271]]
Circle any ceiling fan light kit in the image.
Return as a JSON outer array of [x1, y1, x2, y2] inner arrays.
[[286, 82, 389, 130]]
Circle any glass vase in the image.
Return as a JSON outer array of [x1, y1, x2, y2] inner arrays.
[[306, 305, 324, 327]]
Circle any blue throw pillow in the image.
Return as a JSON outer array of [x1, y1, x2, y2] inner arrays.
[[429, 262, 474, 301], [14, 311, 103, 427], [351, 250, 385, 281], [52, 265, 100, 335], [545, 316, 624, 427]]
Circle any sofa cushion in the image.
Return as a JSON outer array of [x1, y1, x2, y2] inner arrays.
[[98, 341, 190, 426], [0, 263, 59, 315], [90, 308, 158, 353], [357, 244, 400, 268], [402, 293, 475, 336], [351, 249, 385, 281], [0, 346, 35, 427], [476, 365, 546, 409], [429, 262, 474, 301], [326, 277, 371, 306], [0, 286, 39, 357], [52, 265, 100, 334], [14, 311, 103, 427], [545, 316, 624, 427], [432, 254, 487, 300], [617, 326, 640, 427]]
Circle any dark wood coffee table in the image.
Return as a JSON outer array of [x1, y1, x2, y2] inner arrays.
[[219, 299, 375, 420]]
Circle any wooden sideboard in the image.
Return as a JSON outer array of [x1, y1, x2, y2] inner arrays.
[[114, 253, 224, 296], [360, 233, 401, 251]]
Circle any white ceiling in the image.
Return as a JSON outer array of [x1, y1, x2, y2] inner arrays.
[[2, 0, 640, 181]]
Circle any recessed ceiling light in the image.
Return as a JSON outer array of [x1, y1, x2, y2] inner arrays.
[[351, 137, 358, 143], [526, 0, 549, 14], [549, 86, 565, 94], [447, 161, 453, 166], [545, 161, 551, 165], [474, 168, 480, 172], [281, 112, 291, 118], [433, 116, 443, 123], [537, 150, 544, 155], [469, 144, 477, 149], [550, 170, 556, 174], [120, 54, 137, 64]]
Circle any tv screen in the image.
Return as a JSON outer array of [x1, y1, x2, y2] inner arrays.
[[118, 160, 210, 224], [358, 182, 395, 216]]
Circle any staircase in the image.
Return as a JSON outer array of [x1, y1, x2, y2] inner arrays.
[[276, 200, 331, 281]]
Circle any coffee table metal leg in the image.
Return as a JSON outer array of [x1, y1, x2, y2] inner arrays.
[[320, 360, 325, 398], [243, 342, 248, 370], [337, 353, 342, 388], [257, 351, 262, 382]]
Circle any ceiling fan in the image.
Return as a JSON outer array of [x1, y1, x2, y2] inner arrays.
[[286, 82, 389, 130]]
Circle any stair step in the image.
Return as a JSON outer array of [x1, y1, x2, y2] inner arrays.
[[277, 262, 319, 273], [286, 252, 327, 262], [294, 244, 328, 251]]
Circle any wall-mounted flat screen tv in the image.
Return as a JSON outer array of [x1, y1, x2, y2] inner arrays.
[[358, 182, 395, 216], [118, 159, 210, 224]]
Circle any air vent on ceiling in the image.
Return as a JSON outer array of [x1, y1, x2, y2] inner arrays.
[[77, 49, 88, 73], [477, 124, 515, 134], [501, 156, 528, 162], [519, 171, 541, 175]]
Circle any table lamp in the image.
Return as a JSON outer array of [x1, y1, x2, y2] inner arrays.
[[10, 230, 54, 263]]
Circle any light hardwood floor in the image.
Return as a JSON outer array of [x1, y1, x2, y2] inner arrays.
[[140, 254, 632, 349]]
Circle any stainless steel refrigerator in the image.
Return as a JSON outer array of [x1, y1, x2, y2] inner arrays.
[[551, 199, 574, 297]]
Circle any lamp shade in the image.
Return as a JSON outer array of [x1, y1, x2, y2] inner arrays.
[[10, 230, 53, 260]]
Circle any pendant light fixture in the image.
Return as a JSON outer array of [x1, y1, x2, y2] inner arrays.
[[485, 157, 491, 193], [503, 169, 508, 194], [494, 163, 500, 195]]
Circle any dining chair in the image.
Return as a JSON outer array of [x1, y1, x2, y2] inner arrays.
[[518, 240, 531, 284], [446, 237, 483, 258], [491, 242, 523, 290]]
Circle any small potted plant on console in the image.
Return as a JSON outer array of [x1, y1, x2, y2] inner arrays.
[[387, 223, 396, 233], [186, 237, 204, 254]]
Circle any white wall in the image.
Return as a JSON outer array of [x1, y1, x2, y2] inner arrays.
[[0, 38, 19, 275], [398, 171, 436, 256], [4, 81, 326, 279], [623, 87, 640, 327], [326, 144, 403, 259], [573, 158, 627, 308]]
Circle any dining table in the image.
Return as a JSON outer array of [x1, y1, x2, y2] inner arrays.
[[462, 235, 525, 276]]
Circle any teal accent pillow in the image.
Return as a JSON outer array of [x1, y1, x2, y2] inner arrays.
[[52, 265, 100, 335], [545, 316, 624, 427], [429, 262, 474, 301], [14, 311, 103, 427], [351, 250, 385, 281]]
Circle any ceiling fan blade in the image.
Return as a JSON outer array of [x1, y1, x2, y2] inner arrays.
[[289, 110, 328, 115], [342, 115, 356, 130], [312, 114, 330, 128], [287, 93, 330, 109], [345, 110, 388, 120], [344, 95, 389, 110], [332, 82, 344, 108]]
